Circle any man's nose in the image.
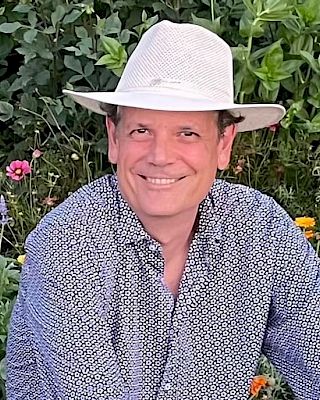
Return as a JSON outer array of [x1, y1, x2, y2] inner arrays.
[[146, 135, 175, 166]]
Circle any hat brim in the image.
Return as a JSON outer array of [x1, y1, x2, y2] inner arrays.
[[63, 89, 285, 133]]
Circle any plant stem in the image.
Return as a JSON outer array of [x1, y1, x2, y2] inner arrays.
[[0, 224, 4, 253], [210, 0, 215, 23]]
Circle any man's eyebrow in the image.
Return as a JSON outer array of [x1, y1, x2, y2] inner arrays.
[[128, 122, 150, 127], [179, 125, 196, 130]]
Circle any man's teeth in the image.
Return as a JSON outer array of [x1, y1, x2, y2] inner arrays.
[[146, 177, 179, 185]]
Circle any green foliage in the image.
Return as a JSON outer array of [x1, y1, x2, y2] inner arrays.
[[0, 0, 319, 399], [0, 256, 20, 398]]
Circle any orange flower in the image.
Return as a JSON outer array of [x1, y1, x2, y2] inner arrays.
[[305, 230, 315, 240], [250, 375, 268, 397], [295, 216, 316, 229]]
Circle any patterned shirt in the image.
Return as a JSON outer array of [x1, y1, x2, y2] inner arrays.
[[6, 175, 320, 399]]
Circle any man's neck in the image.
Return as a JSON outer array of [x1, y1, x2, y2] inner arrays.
[[137, 208, 198, 257]]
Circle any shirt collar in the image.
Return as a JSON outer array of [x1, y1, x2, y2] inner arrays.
[[110, 175, 226, 246]]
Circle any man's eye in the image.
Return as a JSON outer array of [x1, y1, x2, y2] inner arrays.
[[130, 128, 149, 136], [180, 131, 199, 138]]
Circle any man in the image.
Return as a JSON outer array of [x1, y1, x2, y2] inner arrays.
[[6, 20, 320, 399]]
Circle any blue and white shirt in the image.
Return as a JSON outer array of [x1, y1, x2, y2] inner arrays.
[[6, 175, 320, 399]]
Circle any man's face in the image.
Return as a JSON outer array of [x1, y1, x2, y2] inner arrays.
[[106, 107, 236, 221]]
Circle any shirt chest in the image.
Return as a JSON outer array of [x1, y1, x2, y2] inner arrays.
[[99, 238, 274, 399]]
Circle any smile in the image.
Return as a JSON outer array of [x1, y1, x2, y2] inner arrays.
[[139, 175, 184, 185]]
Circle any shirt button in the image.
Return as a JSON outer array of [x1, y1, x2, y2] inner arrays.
[[164, 383, 171, 391]]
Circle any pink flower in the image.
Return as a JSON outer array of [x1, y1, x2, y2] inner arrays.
[[42, 196, 59, 206], [268, 123, 279, 132], [6, 160, 32, 181], [32, 149, 43, 158]]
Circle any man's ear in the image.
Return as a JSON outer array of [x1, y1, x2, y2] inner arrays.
[[106, 116, 118, 164], [217, 124, 237, 170]]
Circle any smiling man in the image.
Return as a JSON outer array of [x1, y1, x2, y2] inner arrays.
[[104, 107, 237, 297], [7, 20, 320, 400]]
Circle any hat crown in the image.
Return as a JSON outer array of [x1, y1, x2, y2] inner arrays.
[[117, 20, 234, 103]]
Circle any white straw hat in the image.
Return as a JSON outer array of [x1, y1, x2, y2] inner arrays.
[[63, 20, 285, 132]]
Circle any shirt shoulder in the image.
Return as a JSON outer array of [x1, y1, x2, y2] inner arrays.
[[210, 179, 306, 243], [25, 175, 119, 249], [211, 179, 282, 218]]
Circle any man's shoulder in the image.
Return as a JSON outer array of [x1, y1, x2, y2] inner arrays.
[[27, 175, 118, 241], [211, 179, 274, 209], [210, 179, 292, 227]]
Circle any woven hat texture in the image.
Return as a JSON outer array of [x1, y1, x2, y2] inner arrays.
[[63, 20, 286, 132]]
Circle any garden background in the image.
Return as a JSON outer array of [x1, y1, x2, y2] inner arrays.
[[0, 0, 320, 398]]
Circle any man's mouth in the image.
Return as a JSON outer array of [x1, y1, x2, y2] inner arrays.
[[138, 175, 184, 185]]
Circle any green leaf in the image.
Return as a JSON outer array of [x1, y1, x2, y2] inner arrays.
[[16, 46, 36, 63], [75, 26, 88, 39], [281, 17, 302, 36], [9, 77, 25, 92], [0, 358, 6, 380], [240, 12, 265, 38], [65, 46, 82, 56], [28, 10, 37, 27], [23, 29, 37, 44], [51, 5, 66, 28], [43, 26, 56, 34], [103, 12, 122, 35], [262, 40, 284, 70], [242, 71, 256, 94], [281, 77, 296, 93], [300, 50, 320, 73], [0, 256, 6, 270], [0, 22, 22, 34], [0, 101, 13, 122], [281, 60, 303, 74], [297, 0, 320, 24], [259, 12, 294, 22], [259, 80, 280, 100], [63, 10, 83, 25], [242, 0, 256, 16], [20, 94, 37, 112], [191, 14, 222, 34], [84, 62, 94, 77], [119, 29, 131, 44], [38, 47, 53, 60], [100, 36, 122, 56], [312, 112, 320, 123], [69, 74, 84, 83], [64, 55, 83, 74], [12, 4, 32, 13], [35, 70, 50, 85], [95, 54, 113, 66], [141, 9, 148, 22], [0, 7, 5, 16], [0, 34, 14, 59]]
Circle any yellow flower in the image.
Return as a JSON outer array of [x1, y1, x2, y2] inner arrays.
[[295, 216, 316, 229], [17, 254, 26, 264], [305, 230, 315, 240]]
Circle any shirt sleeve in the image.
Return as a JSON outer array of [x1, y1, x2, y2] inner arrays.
[[6, 260, 40, 399], [262, 203, 320, 399]]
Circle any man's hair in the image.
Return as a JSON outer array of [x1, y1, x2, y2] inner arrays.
[[100, 103, 244, 136]]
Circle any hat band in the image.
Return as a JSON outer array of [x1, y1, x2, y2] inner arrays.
[[115, 83, 232, 104]]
